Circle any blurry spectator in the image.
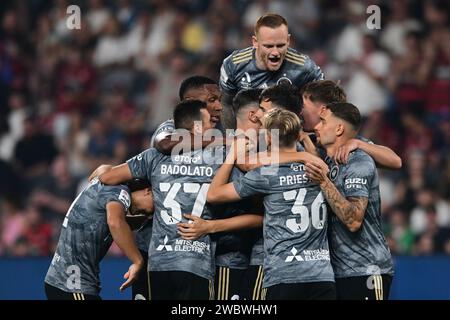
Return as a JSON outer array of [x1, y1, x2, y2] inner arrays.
[[0, 197, 26, 255], [11, 205, 52, 256], [30, 155, 77, 223], [380, 0, 421, 56], [56, 43, 97, 115], [0, 159, 21, 201], [400, 113, 434, 159], [414, 233, 435, 255], [93, 16, 128, 67], [346, 34, 391, 117], [410, 188, 450, 235], [334, 1, 367, 63], [385, 206, 415, 255], [386, 31, 425, 111], [12, 112, 58, 192], [86, 0, 112, 35], [0, 92, 27, 161], [85, 111, 127, 170]]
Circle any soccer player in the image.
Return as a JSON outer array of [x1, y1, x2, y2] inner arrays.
[[305, 102, 394, 300], [257, 82, 302, 116], [124, 75, 223, 299], [207, 109, 336, 300], [177, 89, 264, 300], [44, 178, 153, 300], [152, 75, 224, 154], [219, 13, 324, 129], [99, 100, 229, 299], [300, 80, 402, 169]]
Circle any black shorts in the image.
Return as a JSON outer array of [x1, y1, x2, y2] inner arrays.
[[265, 281, 336, 300], [214, 266, 247, 300], [148, 271, 213, 300], [335, 274, 393, 300], [131, 250, 150, 300], [44, 283, 101, 300], [240, 265, 265, 300]]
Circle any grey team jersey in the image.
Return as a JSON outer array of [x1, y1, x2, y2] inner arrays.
[[233, 163, 335, 288], [127, 147, 225, 281], [220, 47, 324, 96], [45, 179, 131, 295], [248, 142, 307, 267], [324, 149, 394, 278], [214, 167, 254, 269], [134, 120, 176, 252]]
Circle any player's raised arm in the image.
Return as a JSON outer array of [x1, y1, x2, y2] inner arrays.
[[88, 164, 114, 181], [106, 201, 143, 291], [333, 138, 402, 169], [99, 163, 133, 185], [207, 140, 242, 204]]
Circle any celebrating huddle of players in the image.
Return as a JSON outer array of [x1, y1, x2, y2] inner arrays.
[[44, 14, 401, 301]]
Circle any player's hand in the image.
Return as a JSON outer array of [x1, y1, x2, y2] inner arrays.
[[119, 262, 142, 292], [300, 152, 329, 174], [333, 139, 360, 164], [177, 214, 211, 240], [305, 162, 329, 185], [89, 164, 113, 181]]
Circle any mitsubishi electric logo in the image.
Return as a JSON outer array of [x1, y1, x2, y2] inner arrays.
[[156, 235, 173, 251], [285, 247, 304, 262]]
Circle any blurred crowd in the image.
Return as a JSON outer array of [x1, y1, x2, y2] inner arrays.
[[0, 0, 449, 257]]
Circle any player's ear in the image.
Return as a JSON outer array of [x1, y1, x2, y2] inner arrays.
[[252, 35, 258, 48], [336, 123, 345, 137], [249, 110, 257, 123], [287, 33, 291, 46]]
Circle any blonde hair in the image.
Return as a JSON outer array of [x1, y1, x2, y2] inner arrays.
[[262, 108, 301, 148]]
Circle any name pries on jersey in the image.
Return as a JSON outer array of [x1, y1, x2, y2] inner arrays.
[[279, 163, 309, 186], [156, 235, 210, 254]]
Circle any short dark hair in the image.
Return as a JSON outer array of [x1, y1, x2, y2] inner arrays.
[[127, 178, 151, 192], [255, 13, 288, 35], [302, 80, 347, 105], [233, 88, 263, 114], [326, 102, 361, 131], [173, 100, 207, 130], [178, 76, 216, 100], [259, 83, 301, 115]]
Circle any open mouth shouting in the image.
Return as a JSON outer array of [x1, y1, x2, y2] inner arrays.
[[268, 55, 281, 68], [210, 115, 220, 126]]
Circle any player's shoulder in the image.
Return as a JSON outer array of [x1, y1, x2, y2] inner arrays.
[[100, 183, 129, 195], [348, 149, 376, 170], [224, 47, 254, 66], [100, 183, 131, 209], [284, 47, 310, 67]]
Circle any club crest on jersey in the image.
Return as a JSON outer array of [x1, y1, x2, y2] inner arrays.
[[277, 76, 292, 85], [329, 165, 339, 181]]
